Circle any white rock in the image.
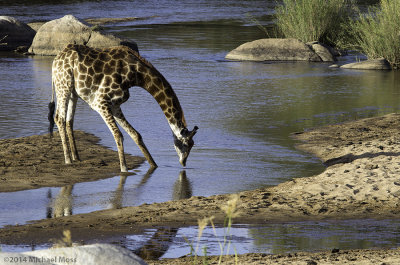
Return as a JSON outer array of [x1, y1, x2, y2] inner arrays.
[[0, 244, 148, 265]]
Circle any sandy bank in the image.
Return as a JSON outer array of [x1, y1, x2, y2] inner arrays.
[[0, 131, 144, 192]]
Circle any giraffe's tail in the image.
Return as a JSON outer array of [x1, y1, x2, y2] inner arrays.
[[48, 80, 56, 137]]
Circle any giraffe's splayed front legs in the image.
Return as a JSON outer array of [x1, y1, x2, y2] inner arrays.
[[96, 105, 158, 172], [97, 107, 129, 172], [113, 107, 158, 169]]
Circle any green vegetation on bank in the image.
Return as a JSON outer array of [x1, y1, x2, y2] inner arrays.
[[275, 0, 353, 46], [343, 0, 400, 69], [272, 0, 400, 69]]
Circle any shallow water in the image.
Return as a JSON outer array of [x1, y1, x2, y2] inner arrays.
[[3, 219, 400, 259], [2, 0, 400, 257]]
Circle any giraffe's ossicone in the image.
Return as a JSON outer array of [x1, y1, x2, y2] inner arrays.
[[49, 44, 198, 172]]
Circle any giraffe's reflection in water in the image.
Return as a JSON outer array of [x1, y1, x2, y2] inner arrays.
[[47, 167, 157, 217], [46, 169, 192, 260], [108, 167, 156, 210], [47, 185, 73, 218], [134, 170, 192, 260]]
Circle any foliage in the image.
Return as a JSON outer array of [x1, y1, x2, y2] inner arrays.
[[341, 0, 400, 68], [52, 230, 73, 248], [186, 194, 240, 265], [275, 0, 354, 46]]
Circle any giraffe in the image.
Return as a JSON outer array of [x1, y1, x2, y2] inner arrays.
[[49, 44, 198, 172]]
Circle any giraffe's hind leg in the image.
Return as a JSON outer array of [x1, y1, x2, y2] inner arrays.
[[113, 107, 158, 168], [54, 90, 72, 164], [66, 92, 80, 161]]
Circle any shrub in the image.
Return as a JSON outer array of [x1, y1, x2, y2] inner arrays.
[[275, 0, 354, 46], [343, 0, 400, 68]]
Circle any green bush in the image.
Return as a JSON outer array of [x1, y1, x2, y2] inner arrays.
[[275, 0, 353, 46], [343, 0, 400, 68]]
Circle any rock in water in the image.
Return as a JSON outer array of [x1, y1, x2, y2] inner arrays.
[[0, 16, 36, 51], [225, 38, 322, 62], [340, 58, 392, 70], [28, 15, 138, 56]]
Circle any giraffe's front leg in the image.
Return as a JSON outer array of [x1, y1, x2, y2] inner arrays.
[[96, 106, 128, 172], [113, 107, 158, 169]]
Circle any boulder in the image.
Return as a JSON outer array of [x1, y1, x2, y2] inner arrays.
[[27, 21, 47, 32], [225, 38, 323, 62], [307, 41, 336, 62], [0, 244, 148, 265], [86, 30, 138, 52], [28, 15, 138, 56], [0, 16, 36, 51], [340, 58, 391, 70]]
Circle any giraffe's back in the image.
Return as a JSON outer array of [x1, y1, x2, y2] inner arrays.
[[52, 44, 142, 107]]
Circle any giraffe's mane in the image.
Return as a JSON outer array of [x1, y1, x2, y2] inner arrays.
[[121, 47, 188, 128]]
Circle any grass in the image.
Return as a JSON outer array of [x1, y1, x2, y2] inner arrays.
[[52, 230, 73, 248], [341, 0, 400, 68], [275, 0, 354, 46], [186, 194, 240, 265]]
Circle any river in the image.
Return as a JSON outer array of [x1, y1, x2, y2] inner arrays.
[[1, 0, 400, 258]]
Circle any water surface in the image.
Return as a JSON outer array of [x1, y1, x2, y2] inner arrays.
[[1, 0, 400, 257]]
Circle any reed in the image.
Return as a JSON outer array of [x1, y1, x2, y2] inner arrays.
[[187, 194, 240, 265], [275, 0, 353, 45], [342, 0, 400, 68], [52, 230, 73, 248]]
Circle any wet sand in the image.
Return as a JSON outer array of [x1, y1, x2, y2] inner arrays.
[[0, 130, 144, 192], [2, 114, 400, 264], [149, 248, 400, 265]]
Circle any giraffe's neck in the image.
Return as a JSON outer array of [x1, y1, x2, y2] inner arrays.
[[135, 62, 187, 139]]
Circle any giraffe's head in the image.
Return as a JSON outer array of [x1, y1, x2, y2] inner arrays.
[[174, 126, 198, 167]]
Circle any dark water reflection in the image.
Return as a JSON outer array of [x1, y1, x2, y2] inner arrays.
[[1, 0, 400, 257]]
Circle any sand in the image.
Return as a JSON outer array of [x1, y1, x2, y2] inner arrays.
[[0, 131, 144, 192], [2, 114, 400, 264]]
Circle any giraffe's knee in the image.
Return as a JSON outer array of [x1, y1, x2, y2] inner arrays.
[[130, 130, 142, 142], [114, 130, 124, 145]]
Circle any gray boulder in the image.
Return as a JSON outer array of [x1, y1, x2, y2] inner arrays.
[[307, 41, 336, 62], [0, 244, 148, 265], [225, 38, 327, 62], [86, 30, 138, 52], [0, 16, 36, 51], [27, 21, 47, 32], [340, 58, 391, 70], [28, 15, 138, 56]]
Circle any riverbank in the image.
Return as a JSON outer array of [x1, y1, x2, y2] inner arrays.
[[0, 131, 144, 192], [1, 113, 400, 263], [149, 248, 400, 264]]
